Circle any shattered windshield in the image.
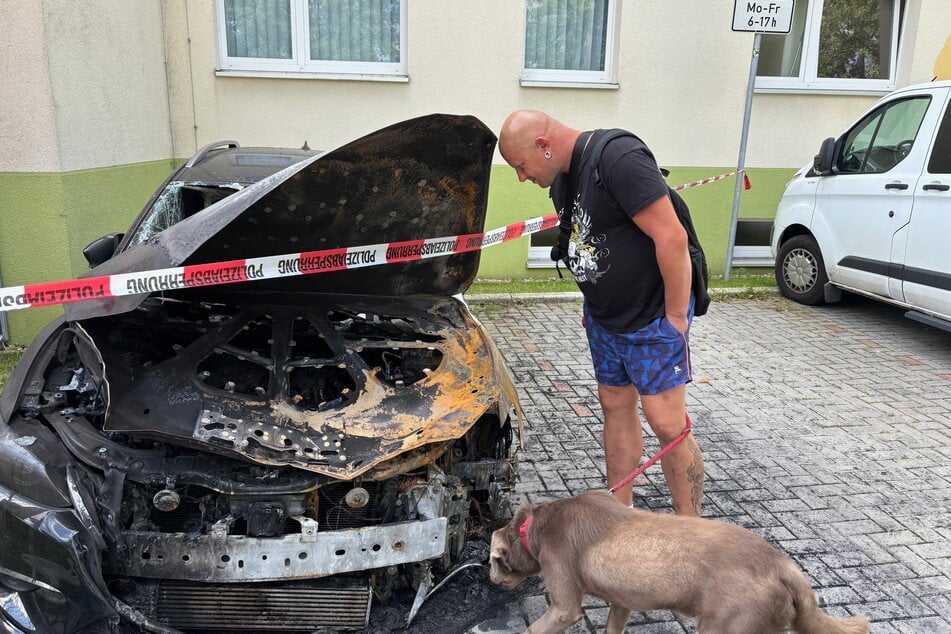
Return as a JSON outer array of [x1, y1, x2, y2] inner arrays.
[[129, 182, 242, 246]]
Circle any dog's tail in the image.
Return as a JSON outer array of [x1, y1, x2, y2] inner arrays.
[[781, 561, 870, 634]]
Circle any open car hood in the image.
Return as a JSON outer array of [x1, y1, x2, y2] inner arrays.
[[67, 114, 497, 321]]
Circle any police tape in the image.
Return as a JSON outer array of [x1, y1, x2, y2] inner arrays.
[[0, 214, 561, 312], [673, 169, 751, 192], [0, 170, 748, 313]]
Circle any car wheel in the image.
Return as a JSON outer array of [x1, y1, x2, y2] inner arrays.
[[775, 234, 829, 305]]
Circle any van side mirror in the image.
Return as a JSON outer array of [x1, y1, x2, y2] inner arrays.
[[813, 137, 836, 175], [83, 233, 124, 268]]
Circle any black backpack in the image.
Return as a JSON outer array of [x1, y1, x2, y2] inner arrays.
[[552, 128, 710, 317]]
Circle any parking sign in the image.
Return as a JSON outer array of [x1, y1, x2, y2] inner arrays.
[[732, 0, 794, 33]]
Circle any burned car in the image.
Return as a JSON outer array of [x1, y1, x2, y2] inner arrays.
[[0, 115, 522, 633]]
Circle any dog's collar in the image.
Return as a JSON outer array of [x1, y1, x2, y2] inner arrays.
[[519, 515, 533, 555]]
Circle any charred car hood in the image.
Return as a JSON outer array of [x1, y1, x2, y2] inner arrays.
[[73, 293, 519, 480], [67, 114, 497, 321], [40, 115, 520, 481]]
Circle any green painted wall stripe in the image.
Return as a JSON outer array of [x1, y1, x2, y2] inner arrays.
[[0, 159, 179, 343], [480, 164, 795, 279], [0, 161, 793, 344]]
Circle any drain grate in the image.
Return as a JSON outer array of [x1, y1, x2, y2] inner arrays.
[[157, 581, 371, 631]]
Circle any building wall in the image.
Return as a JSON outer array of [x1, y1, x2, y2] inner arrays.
[[166, 1, 750, 164], [2, 0, 950, 343], [0, 0, 174, 342], [2, 0, 173, 172], [164, 1, 948, 167]]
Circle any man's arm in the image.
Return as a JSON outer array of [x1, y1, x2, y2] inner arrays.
[[632, 195, 691, 333]]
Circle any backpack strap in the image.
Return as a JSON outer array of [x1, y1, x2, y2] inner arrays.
[[591, 128, 636, 187], [592, 129, 670, 187], [550, 131, 593, 270], [552, 129, 638, 266]]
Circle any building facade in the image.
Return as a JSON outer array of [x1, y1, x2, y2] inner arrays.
[[2, 0, 949, 342]]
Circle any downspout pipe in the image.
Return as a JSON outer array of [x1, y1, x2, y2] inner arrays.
[[0, 270, 9, 345]]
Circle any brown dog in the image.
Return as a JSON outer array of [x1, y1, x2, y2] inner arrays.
[[489, 490, 870, 634]]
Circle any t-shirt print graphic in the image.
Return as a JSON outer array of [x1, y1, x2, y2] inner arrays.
[[566, 196, 610, 284]]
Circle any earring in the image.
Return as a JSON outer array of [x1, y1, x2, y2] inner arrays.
[[544, 151, 552, 159]]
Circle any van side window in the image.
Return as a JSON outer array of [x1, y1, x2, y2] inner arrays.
[[837, 96, 931, 174], [927, 101, 951, 174]]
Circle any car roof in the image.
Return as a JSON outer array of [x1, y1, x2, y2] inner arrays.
[[177, 142, 318, 185]]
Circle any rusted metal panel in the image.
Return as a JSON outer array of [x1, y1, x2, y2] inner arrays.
[[113, 518, 447, 582], [97, 296, 505, 479]]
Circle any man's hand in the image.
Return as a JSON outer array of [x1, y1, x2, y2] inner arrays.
[[666, 312, 689, 335]]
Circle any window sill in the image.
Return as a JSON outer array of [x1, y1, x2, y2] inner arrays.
[[527, 249, 557, 269], [520, 79, 619, 90], [754, 85, 893, 97], [215, 69, 410, 83]]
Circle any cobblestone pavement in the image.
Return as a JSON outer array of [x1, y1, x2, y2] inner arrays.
[[460, 292, 951, 634]]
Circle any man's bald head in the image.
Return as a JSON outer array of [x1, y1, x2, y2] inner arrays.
[[499, 110, 556, 155], [498, 110, 581, 188]]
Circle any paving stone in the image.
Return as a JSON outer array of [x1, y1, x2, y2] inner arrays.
[[460, 295, 950, 634], [463, 611, 528, 634], [891, 616, 951, 633], [520, 594, 549, 624]]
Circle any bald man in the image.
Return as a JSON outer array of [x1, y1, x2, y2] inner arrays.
[[499, 110, 703, 515]]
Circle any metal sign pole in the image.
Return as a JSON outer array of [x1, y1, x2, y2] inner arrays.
[[724, 32, 762, 281]]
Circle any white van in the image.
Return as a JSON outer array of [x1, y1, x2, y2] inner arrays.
[[771, 79, 951, 332]]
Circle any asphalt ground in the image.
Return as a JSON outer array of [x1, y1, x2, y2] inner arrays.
[[457, 291, 951, 634]]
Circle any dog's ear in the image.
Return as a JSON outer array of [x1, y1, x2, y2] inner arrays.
[[489, 545, 511, 571]]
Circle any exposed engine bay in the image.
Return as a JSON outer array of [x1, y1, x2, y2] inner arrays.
[[2, 294, 519, 631]]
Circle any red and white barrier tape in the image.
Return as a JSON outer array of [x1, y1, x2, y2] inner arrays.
[[673, 169, 750, 192], [1, 171, 748, 313], [0, 215, 561, 312]]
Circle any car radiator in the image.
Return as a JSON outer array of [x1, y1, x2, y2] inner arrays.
[[156, 581, 371, 631]]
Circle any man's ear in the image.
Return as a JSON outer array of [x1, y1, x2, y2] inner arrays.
[[533, 135, 550, 154]]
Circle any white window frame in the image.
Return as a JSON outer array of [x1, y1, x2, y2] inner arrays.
[[215, 0, 408, 81], [755, 0, 902, 95], [520, 0, 620, 89], [527, 242, 556, 268]]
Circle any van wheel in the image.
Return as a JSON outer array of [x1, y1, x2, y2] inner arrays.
[[775, 235, 828, 305]]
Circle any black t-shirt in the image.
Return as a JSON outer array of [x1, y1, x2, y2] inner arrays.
[[550, 130, 670, 333]]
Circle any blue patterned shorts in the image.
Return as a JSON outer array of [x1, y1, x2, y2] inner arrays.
[[583, 301, 693, 395]]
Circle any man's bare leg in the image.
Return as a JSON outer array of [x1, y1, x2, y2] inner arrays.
[[598, 383, 643, 507], [641, 384, 703, 516]]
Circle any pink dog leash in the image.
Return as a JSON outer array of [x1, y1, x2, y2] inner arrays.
[[517, 414, 693, 556], [607, 413, 693, 495]]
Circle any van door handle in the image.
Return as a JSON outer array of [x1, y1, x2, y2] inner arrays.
[[884, 182, 909, 190], [922, 183, 950, 191]]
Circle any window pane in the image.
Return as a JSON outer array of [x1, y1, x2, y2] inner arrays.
[[309, 0, 401, 63], [530, 227, 558, 248], [928, 103, 951, 174], [224, 0, 292, 59], [838, 97, 929, 173], [758, 0, 809, 77], [817, 0, 894, 79], [838, 112, 882, 173], [874, 98, 929, 148], [524, 0, 608, 71]]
